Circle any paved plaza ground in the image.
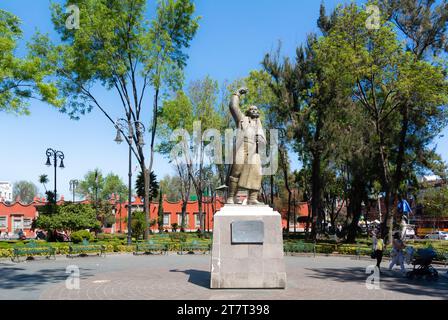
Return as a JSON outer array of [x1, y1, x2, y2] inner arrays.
[[0, 254, 447, 300]]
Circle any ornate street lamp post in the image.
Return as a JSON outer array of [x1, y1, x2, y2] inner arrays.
[[69, 179, 79, 202], [114, 118, 145, 246], [45, 148, 65, 203]]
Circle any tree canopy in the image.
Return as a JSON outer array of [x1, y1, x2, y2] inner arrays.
[[12, 180, 38, 204], [0, 10, 61, 114], [34, 203, 101, 234], [78, 169, 128, 201]]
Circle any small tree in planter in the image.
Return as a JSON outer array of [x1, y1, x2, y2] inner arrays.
[[157, 189, 164, 234]]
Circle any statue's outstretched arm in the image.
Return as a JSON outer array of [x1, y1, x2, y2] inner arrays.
[[229, 88, 247, 124]]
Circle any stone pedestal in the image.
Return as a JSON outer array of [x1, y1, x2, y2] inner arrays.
[[210, 205, 286, 289]]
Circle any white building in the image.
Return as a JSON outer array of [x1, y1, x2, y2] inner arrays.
[[0, 181, 13, 202]]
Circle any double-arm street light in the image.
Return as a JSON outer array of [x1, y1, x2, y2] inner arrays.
[[45, 148, 65, 203], [114, 118, 145, 246], [69, 179, 79, 202]]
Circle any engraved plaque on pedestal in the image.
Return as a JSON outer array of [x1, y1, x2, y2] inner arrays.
[[231, 220, 264, 244]]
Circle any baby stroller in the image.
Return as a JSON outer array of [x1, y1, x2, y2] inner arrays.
[[406, 248, 439, 281]]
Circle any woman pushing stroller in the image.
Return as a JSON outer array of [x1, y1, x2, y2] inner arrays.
[[389, 232, 407, 274]]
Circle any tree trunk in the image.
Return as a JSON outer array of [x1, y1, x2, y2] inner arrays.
[[346, 198, 362, 243], [394, 104, 408, 195], [143, 168, 150, 240], [198, 192, 204, 232], [346, 179, 364, 243], [305, 200, 312, 240], [279, 145, 292, 236], [310, 150, 322, 240], [388, 103, 409, 242], [145, 88, 160, 240], [374, 117, 393, 244], [310, 108, 324, 240], [181, 200, 187, 230]]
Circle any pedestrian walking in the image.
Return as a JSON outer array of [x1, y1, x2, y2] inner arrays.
[[372, 232, 384, 271], [389, 232, 406, 274]]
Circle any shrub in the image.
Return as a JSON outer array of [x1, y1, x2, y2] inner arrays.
[[55, 246, 70, 255], [315, 244, 336, 254], [129, 211, 147, 240], [337, 246, 359, 255], [96, 234, 113, 241], [0, 248, 13, 258], [70, 230, 94, 244], [95, 234, 127, 241], [114, 234, 127, 240], [116, 245, 136, 253], [103, 244, 114, 252], [169, 232, 187, 242]]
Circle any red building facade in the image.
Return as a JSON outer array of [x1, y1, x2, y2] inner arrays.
[[0, 195, 309, 236], [0, 197, 47, 237]]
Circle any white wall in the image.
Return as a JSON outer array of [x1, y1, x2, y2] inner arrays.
[[0, 181, 13, 202]]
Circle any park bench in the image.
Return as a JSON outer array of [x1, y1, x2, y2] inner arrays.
[[283, 242, 315, 256], [68, 239, 106, 258], [179, 240, 211, 255], [133, 240, 168, 255], [12, 240, 56, 262]]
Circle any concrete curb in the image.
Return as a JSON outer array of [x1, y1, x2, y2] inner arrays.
[[1, 251, 447, 266]]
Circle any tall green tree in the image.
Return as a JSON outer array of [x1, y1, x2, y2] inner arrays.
[[379, 0, 448, 237], [34, 203, 101, 241], [38, 174, 49, 193], [12, 180, 38, 204], [259, 2, 448, 243], [159, 90, 194, 228], [157, 187, 164, 233], [380, 0, 448, 59], [313, 3, 448, 242], [78, 169, 128, 201], [78, 169, 104, 201], [159, 175, 183, 202], [77, 169, 128, 228], [103, 173, 129, 202], [33, 0, 200, 240], [419, 186, 448, 222], [263, 32, 340, 239], [159, 76, 223, 232], [135, 170, 159, 202], [0, 10, 61, 114]]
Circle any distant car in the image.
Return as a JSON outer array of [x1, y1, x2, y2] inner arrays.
[[424, 231, 448, 240]]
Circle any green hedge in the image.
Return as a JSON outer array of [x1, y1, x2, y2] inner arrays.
[[1, 237, 446, 260], [96, 234, 127, 241], [70, 230, 94, 243], [315, 244, 336, 254]]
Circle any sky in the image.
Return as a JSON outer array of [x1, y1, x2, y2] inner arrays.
[[1, 0, 448, 200]]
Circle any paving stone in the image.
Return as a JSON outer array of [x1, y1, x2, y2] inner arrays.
[[0, 254, 447, 300]]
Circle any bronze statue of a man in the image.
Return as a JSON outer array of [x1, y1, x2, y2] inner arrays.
[[227, 88, 266, 205]]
